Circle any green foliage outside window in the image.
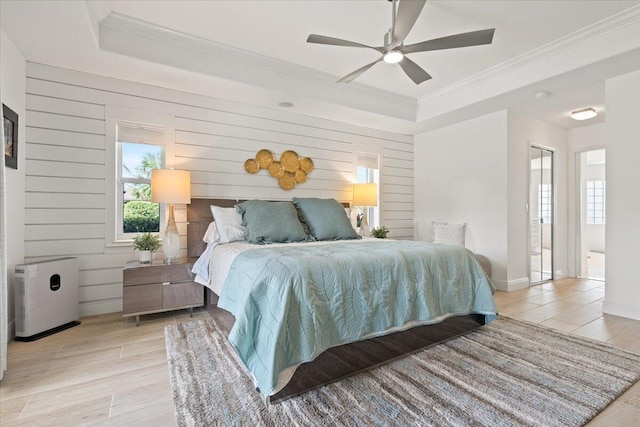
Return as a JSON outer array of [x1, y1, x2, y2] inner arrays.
[[124, 151, 160, 201], [122, 148, 161, 233], [124, 201, 159, 233]]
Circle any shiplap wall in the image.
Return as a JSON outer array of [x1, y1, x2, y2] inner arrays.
[[24, 62, 414, 316]]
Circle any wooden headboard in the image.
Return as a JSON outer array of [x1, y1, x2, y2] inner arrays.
[[187, 198, 351, 257]]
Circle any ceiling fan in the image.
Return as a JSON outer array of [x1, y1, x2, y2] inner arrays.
[[307, 0, 495, 85]]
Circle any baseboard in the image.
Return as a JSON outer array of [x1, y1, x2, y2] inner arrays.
[[79, 299, 122, 317], [492, 277, 530, 292], [603, 301, 640, 321]]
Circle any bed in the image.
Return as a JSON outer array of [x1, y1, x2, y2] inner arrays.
[[187, 198, 498, 403]]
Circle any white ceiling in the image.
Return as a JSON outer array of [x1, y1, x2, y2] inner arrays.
[[91, 0, 636, 97], [2, 0, 640, 134]]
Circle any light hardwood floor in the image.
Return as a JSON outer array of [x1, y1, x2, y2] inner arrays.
[[1, 278, 639, 426], [0, 310, 211, 426]]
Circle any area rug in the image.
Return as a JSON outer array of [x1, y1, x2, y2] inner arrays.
[[165, 316, 640, 426]]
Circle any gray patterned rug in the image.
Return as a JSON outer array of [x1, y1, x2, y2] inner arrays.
[[165, 316, 640, 426]]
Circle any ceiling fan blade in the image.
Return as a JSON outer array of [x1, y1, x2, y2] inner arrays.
[[402, 28, 495, 54], [307, 34, 384, 53], [392, 0, 427, 47], [398, 57, 432, 84], [337, 59, 382, 84]]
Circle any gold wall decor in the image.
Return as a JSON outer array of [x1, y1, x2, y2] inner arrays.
[[244, 159, 259, 174], [244, 149, 314, 190]]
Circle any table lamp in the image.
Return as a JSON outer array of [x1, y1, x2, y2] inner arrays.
[[353, 183, 378, 237], [151, 169, 191, 264]]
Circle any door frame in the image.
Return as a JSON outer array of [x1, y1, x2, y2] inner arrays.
[[528, 144, 555, 285], [573, 148, 606, 280]]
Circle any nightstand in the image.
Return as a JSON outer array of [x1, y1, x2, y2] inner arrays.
[[123, 258, 204, 326]]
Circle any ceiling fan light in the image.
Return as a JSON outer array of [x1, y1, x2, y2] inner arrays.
[[383, 50, 404, 64], [570, 107, 597, 121]]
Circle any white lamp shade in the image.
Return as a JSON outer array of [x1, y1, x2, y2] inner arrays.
[[353, 183, 378, 207], [151, 169, 191, 204]]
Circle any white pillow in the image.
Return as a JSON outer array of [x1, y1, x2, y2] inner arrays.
[[432, 222, 467, 247], [414, 220, 433, 242], [210, 205, 245, 244], [203, 221, 220, 244]]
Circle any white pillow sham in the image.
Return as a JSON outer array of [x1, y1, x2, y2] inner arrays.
[[414, 220, 433, 242], [432, 221, 467, 247], [210, 205, 245, 244], [203, 221, 220, 244]]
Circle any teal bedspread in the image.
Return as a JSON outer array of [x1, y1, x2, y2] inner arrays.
[[217, 240, 498, 398]]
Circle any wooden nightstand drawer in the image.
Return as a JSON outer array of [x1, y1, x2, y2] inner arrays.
[[163, 282, 202, 308], [123, 283, 163, 314], [124, 263, 195, 286]]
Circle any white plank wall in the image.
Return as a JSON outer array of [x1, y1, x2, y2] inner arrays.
[[24, 62, 414, 316]]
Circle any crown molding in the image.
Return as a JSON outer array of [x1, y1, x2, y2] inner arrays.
[[84, 0, 110, 47], [98, 12, 417, 122], [418, 5, 640, 107]]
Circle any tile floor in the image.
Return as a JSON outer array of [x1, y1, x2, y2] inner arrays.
[[0, 278, 638, 426]]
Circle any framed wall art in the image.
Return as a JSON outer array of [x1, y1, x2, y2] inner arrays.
[[3, 103, 18, 169]]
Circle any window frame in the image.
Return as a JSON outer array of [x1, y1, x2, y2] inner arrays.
[[586, 180, 606, 225], [105, 106, 175, 247], [356, 165, 380, 228], [116, 139, 164, 240], [353, 142, 383, 230]]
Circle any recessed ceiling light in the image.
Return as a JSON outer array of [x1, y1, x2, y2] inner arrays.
[[570, 107, 597, 121], [278, 102, 294, 108], [383, 50, 404, 64], [534, 90, 551, 99]]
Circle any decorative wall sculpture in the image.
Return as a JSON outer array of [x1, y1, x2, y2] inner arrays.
[[244, 149, 314, 190]]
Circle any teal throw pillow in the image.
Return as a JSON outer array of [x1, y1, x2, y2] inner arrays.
[[236, 200, 308, 244], [292, 197, 360, 241]]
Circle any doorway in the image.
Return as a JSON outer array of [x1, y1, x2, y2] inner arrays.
[[529, 146, 554, 284], [577, 149, 606, 281]]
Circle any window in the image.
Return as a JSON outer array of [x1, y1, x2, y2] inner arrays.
[[119, 141, 163, 235], [105, 106, 174, 246], [356, 152, 380, 228], [586, 180, 606, 224], [538, 184, 552, 224], [116, 124, 165, 240]]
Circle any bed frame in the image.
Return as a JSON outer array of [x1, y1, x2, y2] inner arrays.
[[186, 198, 487, 403]]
